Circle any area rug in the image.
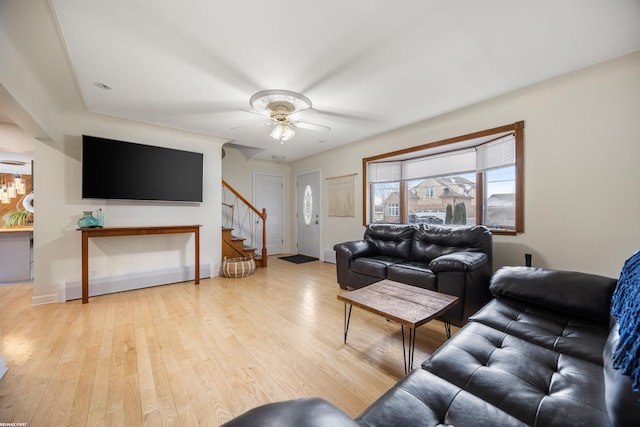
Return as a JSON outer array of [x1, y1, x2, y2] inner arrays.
[[279, 255, 319, 264]]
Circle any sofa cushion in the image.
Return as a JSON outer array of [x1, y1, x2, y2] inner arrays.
[[350, 256, 405, 279], [386, 261, 437, 290], [422, 322, 610, 427], [470, 298, 609, 365], [356, 369, 527, 427], [411, 224, 492, 262], [489, 266, 616, 323], [364, 224, 415, 259], [429, 252, 488, 273], [221, 397, 361, 427]]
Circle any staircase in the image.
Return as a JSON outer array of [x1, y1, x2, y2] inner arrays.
[[221, 227, 265, 267], [221, 179, 268, 268]]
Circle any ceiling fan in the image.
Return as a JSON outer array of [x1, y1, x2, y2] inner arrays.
[[233, 90, 331, 143]]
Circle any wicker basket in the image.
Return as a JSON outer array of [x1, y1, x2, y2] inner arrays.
[[222, 256, 256, 278]]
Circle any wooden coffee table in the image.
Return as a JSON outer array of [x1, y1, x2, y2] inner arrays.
[[337, 279, 458, 374]]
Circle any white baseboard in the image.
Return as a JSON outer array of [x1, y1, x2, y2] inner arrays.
[[63, 264, 211, 301], [324, 249, 336, 264], [210, 261, 220, 277], [31, 293, 60, 306]]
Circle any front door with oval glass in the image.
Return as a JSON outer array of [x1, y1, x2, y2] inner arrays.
[[296, 171, 320, 258]]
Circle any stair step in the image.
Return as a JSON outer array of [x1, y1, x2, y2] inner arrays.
[[222, 227, 266, 268]]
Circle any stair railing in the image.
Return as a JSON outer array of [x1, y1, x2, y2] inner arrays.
[[221, 179, 268, 267]]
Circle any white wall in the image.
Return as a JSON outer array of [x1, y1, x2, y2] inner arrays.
[[1, 1, 228, 303], [0, 123, 36, 154], [290, 52, 640, 279], [32, 111, 225, 303]]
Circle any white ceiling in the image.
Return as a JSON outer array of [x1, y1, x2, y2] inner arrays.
[[41, 1, 640, 162]]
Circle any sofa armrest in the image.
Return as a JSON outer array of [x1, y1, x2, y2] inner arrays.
[[333, 240, 375, 259], [490, 266, 617, 322], [429, 252, 488, 273], [221, 398, 359, 427]]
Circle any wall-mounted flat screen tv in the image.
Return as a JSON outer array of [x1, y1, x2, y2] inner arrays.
[[82, 135, 204, 202]]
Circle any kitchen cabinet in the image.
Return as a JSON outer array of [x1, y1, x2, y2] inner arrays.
[[0, 227, 32, 284]]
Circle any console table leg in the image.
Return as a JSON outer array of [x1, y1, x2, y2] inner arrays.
[[195, 227, 200, 285], [343, 303, 353, 344], [81, 232, 89, 304]]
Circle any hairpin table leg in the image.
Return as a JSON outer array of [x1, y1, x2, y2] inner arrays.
[[443, 311, 452, 339], [401, 325, 417, 375], [343, 303, 353, 344]]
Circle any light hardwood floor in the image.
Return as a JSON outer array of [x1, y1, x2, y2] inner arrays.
[[0, 258, 457, 426]]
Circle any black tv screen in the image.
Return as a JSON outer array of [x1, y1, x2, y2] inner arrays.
[[82, 135, 204, 202]]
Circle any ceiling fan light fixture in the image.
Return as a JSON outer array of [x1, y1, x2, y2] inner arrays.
[[250, 90, 312, 115], [270, 123, 295, 143], [242, 89, 328, 143]]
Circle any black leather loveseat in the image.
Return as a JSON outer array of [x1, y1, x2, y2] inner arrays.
[[222, 264, 640, 427], [334, 223, 493, 326]]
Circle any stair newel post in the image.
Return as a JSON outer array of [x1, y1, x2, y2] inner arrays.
[[261, 208, 268, 267]]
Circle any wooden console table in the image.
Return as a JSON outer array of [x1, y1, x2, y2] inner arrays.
[[79, 225, 201, 304]]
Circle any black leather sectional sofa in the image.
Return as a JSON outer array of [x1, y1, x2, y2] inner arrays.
[[223, 266, 640, 427], [334, 223, 493, 326]]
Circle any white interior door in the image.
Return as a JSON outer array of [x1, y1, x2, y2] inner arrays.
[[296, 171, 320, 258], [253, 173, 283, 255]]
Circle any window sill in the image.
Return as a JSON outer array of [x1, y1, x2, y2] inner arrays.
[[489, 228, 518, 236]]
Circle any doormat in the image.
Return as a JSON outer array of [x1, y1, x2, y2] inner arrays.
[[279, 255, 319, 264]]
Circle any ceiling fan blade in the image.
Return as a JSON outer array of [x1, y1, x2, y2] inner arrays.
[[292, 121, 331, 132], [230, 121, 273, 130], [240, 108, 271, 118], [293, 107, 376, 123]]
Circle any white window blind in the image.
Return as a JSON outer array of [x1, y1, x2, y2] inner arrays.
[[477, 135, 515, 170], [369, 133, 515, 180], [403, 149, 476, 180], [368, 161, 401, 183]]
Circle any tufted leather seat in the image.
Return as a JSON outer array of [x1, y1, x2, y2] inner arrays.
[[469, 298, 610, 364], [422, 322, 610, 426], [223, 266, 640, 427], [356, 369, 528, 427]]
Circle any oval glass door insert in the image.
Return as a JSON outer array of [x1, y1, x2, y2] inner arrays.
[[303, 184, 313, 225]]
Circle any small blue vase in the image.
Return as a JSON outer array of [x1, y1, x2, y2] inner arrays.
[[77, 211, 100, 228]]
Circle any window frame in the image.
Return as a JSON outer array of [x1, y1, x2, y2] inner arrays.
[[424, 186, 435, 198], [387, 202, 399, 217], [362, 121, 524, 235]]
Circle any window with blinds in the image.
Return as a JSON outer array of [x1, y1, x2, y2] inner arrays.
[[364, 121, 524, 233]]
